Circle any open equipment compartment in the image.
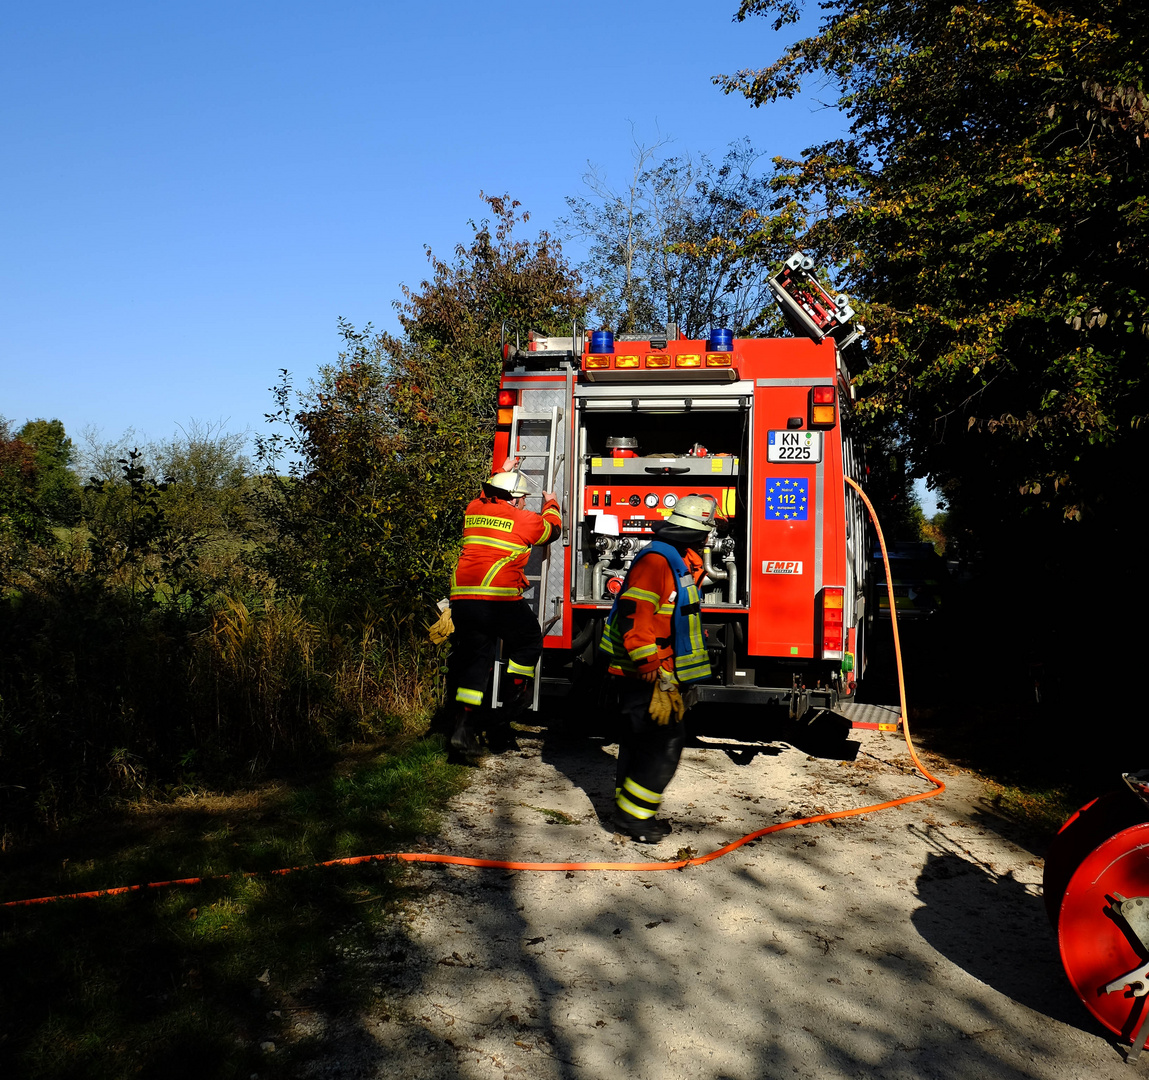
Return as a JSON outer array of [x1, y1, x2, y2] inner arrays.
[[572, 382, 754, 608]]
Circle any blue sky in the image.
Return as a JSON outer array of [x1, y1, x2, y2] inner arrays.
[[2, 0, 912, 485], [1, 1, 848, 450]]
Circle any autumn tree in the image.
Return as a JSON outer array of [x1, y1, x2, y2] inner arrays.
[[254, 344, 402, 605], [718, 0, 1148, 713], [154, 421, 251, 537], [81, 452, 171, 600], [564, 139, 795, 336], [0, 418, 47, 585], [17, 418, 82, 526], [717, 0, 1148, 551], [256, 194, 588, 616], [385, 192, 586, 539]]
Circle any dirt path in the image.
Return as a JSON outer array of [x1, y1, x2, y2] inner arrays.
[[288, 708, 1133, 1079]]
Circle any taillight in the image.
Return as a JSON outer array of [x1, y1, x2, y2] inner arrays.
[[809, 385, 837, 428], [822, 587, 845, 656], [496, 389, 516, 427]]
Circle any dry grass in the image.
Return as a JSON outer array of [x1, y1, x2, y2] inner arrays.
[[0, 734, 468, 1079]]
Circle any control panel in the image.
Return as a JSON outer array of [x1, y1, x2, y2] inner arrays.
[[583, 455, 739, 533]]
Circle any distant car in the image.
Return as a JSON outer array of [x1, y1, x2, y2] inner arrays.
[[872, 542, 948, 619]]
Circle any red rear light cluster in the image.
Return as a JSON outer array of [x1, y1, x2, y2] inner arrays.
[[809, 385, 837, 428], [496, 388, 517, 426], [822, 587, 845, 656]]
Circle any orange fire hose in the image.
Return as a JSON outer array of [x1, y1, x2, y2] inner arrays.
[[2, 477, 943, 908]]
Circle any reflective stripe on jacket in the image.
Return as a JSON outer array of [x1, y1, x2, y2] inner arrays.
[[450, 495, 562, 601], [599, 540, 710, 684]]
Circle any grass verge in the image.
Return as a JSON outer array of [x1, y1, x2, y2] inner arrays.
[[866, 623, 1130, 845], [908, 704, 1090, 841], [0, 734, 468, 1080]]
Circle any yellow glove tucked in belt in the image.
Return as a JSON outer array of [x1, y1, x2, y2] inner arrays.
[[428, 607, 454, 644], [648, 670, 686, 725]]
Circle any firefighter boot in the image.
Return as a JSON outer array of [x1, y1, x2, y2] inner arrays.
[[486, 718, 519, 755], [502, 675, 534, 717], [611, 809, 672, 844], [449, 707, 482, 758], [488, 676, 530, 752]]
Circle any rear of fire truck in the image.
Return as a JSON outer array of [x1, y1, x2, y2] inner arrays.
[[490, 253, 869, 720]]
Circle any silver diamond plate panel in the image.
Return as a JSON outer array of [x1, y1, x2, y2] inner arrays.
[[834, 702, 902, 726]]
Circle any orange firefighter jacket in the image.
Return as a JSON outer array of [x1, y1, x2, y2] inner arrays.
[[450, 494, 562, 601], [604, 547, 705, 676]]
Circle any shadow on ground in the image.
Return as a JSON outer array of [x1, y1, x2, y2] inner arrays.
[[909, 825, 1103, 1037]]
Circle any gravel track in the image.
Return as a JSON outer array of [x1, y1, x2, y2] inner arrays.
[[283, 709, 1133, 1079]]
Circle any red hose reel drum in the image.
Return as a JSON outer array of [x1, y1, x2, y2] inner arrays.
[[1044, 786, 1149, 1043], [1043, 790, 1147, 928], [1059, 823, 1149, 1040]]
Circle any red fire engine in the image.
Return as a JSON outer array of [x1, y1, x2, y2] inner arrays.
[[490, 253, 869, 720]]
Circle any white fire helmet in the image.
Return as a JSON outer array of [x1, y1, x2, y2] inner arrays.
[[484, 470, 532, 498], [665, 494, 718, 532]]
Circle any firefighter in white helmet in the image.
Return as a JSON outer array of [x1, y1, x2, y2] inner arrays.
[[598, 494, 715, 842], [447, 465, 561, 756]]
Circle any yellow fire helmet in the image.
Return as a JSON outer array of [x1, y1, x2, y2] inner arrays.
[[483, 470, 532, 498], [665, 493, 718, 532]]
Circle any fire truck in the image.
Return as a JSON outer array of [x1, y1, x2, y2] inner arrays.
[[490, 253, 869, 721]]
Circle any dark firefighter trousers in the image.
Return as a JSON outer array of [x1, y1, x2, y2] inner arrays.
[[611, 675, 686, 821], [448, 598, 543, 708]]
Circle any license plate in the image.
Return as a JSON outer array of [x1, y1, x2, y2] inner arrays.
[[767, 430, 822, 462]]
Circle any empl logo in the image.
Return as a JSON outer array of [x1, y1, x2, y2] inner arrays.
[[763, 560, 803, 574]]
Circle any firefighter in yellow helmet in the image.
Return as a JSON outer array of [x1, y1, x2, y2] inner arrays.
[[447, 467, 562, 756], [598, 494, 715, 842]]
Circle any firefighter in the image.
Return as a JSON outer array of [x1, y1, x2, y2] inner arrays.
[[598, 495, 715, 843], [447, 466, 562, 756]]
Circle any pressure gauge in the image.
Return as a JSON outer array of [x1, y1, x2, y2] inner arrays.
[[628, 493, 641, 507], [644, 492, 660, 508], [663, 493, 678, 508]]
